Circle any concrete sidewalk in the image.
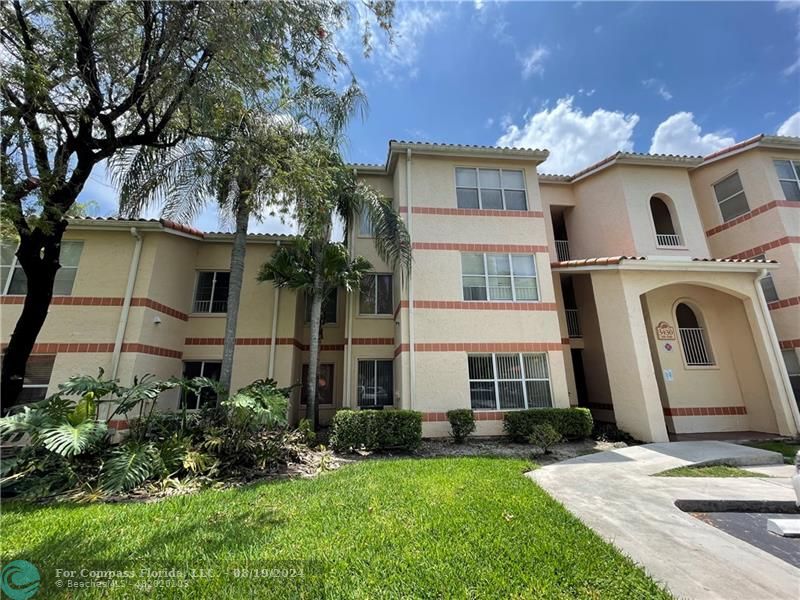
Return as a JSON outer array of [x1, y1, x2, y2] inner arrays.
[[529, 442, 798, 600]]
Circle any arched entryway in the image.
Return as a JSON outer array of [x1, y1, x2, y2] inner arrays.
[[641, 283, 780, 437]]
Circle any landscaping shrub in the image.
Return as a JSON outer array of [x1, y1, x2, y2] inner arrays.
[[592, 422, 637, 444], [446, 409, 476, 444], [528, 423, 562, 455], [503, 408, 593, 442], [329, 409, 422, 452], [0, 372, 296, 501]]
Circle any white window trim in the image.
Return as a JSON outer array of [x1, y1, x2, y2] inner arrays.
[[192, 270, 229, 314], [358, 273, 393, 316], [461, 253, 539, 302], [356, 358, 394, 407], [774, 159, 800, 201], [712, 171, 749, 223], [1, 241, 83, 296], [468, 352, 552, 411], [181, 360, 221, 410], [454, 167, 528, 211]]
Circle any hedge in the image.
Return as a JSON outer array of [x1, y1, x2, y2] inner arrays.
[[329, 409, 422, 452], [503, 408, 593, 442]]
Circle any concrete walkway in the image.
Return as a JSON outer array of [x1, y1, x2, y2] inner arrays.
[[529, 442, 799, 600]]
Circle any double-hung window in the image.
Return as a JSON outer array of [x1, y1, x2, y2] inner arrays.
[[468, 353, 552, 410], [359, 211, 374, 236], [462, 253, 539, 301], [773, 160, 800, 201], [712, 172, 750, 222], [455, 168, 527, 210], [181, 361, 221, 409], [359, 273, 392, 315], [0, 354, 56, 413], [193, 271, 229, 313], [357, 359, 393, 407], [1, 240, 84, 296]]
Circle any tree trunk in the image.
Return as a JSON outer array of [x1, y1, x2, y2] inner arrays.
[[218, 197, 251, 395], [306, 251, 325, 432], [1, 221, 68, 411]]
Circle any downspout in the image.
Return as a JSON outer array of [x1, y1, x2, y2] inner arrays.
[[406, 148, 416, 410], [345, 213, 355, 408], [111, 227, 143, 380], [268, 241, 281, 380], [755, 269, 800, 432]]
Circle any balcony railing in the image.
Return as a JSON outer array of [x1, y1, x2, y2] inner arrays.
[[555, 240, 570, 262], [656, 233, 682, 247], [565, 308, 581, 338], [678, 327, 713, 366]]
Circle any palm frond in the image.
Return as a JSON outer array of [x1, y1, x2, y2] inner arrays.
[[100, 442, 160, 493], [40, 421, 108, 457]]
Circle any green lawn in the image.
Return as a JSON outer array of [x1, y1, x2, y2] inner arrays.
[[1, 457, 670, 599], [654, 465, 767, 478], [744, 440, 800, 464]]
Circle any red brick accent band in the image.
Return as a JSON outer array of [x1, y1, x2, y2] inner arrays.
[[663, 406, 747, 417], [395, 342, 563, 355], [726, 236, 800, 260], [399, 206, 544, 218], [560, 338, 570, 345], [768, 296, 800, 311], [705, 201, 799, 237], [185, 337, 302, 348], [422, 411, 506, 422], [0, 295, 188, 321], [347, 338, 395, 345], [1, 342, 182, 358], [108, 419, 129, 430], [412, 242, 549, 253], [779, 339, 800, 350]]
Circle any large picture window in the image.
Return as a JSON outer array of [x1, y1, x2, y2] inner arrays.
[[455, 167, 527, 210], [468, 353, 552, 410], [193, 271, 229, 313], [181, 361, 221, 409], [774, 160, 800, 201], [1, 240, 84, 296], [359, 274, 392, 315], [462, 253, 539, 301], [712, 172, 750, 222], [357, 359, 393, 407]]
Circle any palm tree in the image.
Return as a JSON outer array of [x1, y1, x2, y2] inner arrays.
[[259, 151, 411, 431]]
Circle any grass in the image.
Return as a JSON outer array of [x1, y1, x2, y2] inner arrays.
[[0, 457, 670, 599], [655, 465, 767, 478], [744, 440, 800, 464]]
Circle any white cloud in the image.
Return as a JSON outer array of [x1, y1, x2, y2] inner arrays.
[[496, 96, 640, 174], [642, 78, 672, 101], [337, 3, 443, 83], [519, 46, 550, 79], [474, 0, 485, 10], [778, 111, 800, 136], [649, 112, 734, 156]]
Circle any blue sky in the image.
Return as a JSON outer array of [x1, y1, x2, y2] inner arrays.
[[80, 0, 800, 233]]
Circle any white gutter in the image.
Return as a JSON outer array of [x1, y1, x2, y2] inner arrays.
[[345, 217, 355, 408], [406, 148, 416, 410], [268, 241, 281, 380], [754, 269, 800, 433], [111, 228, 143, 380]]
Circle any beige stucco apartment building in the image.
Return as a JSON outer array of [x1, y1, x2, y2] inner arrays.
[[2, 135, 799, 442]]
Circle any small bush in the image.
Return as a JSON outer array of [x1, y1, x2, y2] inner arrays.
[[446, 409, 476, 444], [592, 422, 636, 444], [503, 408, 593, 443], [528, 423, 562, 455], [330, 409, 422, 452]]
